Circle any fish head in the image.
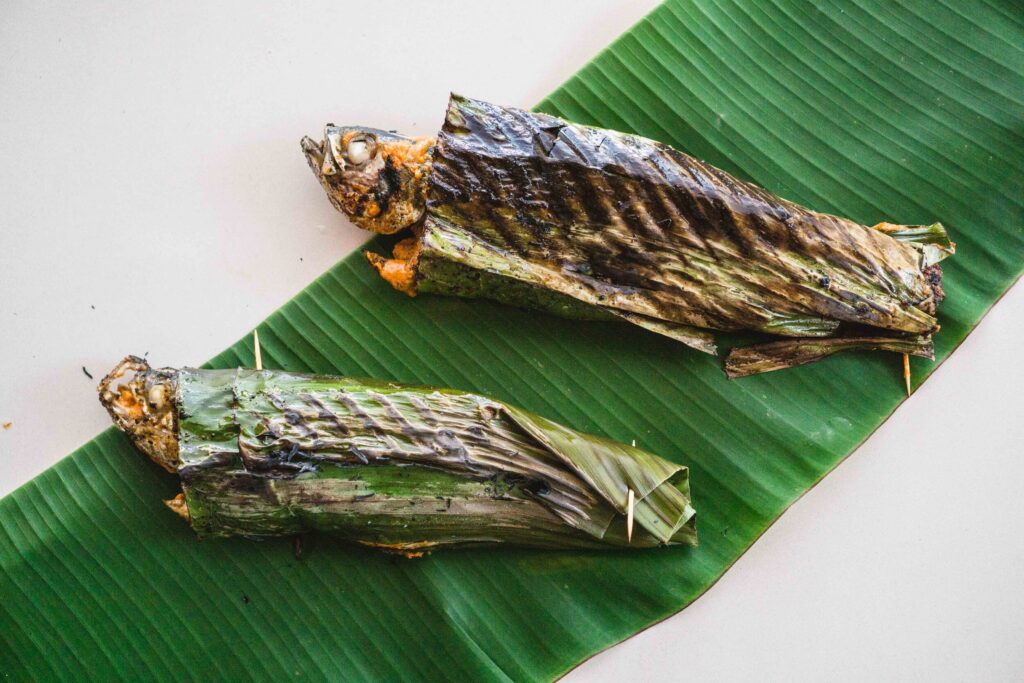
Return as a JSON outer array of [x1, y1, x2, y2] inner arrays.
[[301, 126, 435, 234], [98, 356, 180, 473]]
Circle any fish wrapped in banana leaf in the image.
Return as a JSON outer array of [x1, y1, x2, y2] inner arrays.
[[301, 95, 954, 376], [99, 356, 696, 554]]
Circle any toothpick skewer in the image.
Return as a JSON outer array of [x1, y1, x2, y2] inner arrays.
[[254, 330, 263, 371], [626, 489, 635, 544], [902, 353, 910, 396], [626, 439, 637, 543]]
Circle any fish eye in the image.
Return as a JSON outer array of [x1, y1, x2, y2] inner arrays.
[[346, 135, 376, 165]]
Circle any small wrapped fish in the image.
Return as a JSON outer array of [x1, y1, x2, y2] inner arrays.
[[301, 95, 954, 376], [99, 357, 696, 554]]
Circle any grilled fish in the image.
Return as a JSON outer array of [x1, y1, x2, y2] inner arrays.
[[99, 356, 696, 553], [302, 95, 954, 376]]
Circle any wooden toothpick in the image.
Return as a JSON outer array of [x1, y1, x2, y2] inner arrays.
[[626, 489, 635, 544], [903, 353, 911, 395], [254, 330, 263, 371], [624, 440, 638, 543]]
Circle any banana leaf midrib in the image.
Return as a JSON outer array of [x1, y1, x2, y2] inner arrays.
[[2, 1, 1021, 680]]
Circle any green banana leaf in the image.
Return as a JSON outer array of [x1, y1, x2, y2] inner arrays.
[[2, 1, 1021, 680]]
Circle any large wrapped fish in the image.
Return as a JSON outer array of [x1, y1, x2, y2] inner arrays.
[[99, 357, 696, 554], [301, 95, 954, 376]]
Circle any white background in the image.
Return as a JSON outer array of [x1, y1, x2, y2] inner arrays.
[[1, 2, 1021, 680]]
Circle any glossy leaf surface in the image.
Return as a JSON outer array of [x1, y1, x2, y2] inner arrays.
[[2, 1, 1021, 680]]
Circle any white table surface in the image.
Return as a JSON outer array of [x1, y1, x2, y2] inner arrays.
[[1, 2, 1021, 681]]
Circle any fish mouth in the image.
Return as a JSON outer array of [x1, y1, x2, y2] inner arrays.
[[301, 129, 350, 217], [300, 135, 324, 174], [301, 130, 341, 180]]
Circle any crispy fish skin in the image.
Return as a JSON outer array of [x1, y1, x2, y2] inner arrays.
[[303, 95, 953, 372], [99, 357, 696, 553]]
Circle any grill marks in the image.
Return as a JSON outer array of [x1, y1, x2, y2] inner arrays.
[[465, 154, 529, 256], [424, 96, 938, 337], [173, 369, 697, 547], [373, 156, 402, 215], [300, 393, 349, 435], [566, 161, 614, 227], [234, 382, 600, 518]]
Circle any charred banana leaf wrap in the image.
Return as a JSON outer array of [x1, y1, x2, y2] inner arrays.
[[100, 358, 696, 553], [303, 95, 954, 376]]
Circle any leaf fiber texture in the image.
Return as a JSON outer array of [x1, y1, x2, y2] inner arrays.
[[1, 1, 1022, 680]]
